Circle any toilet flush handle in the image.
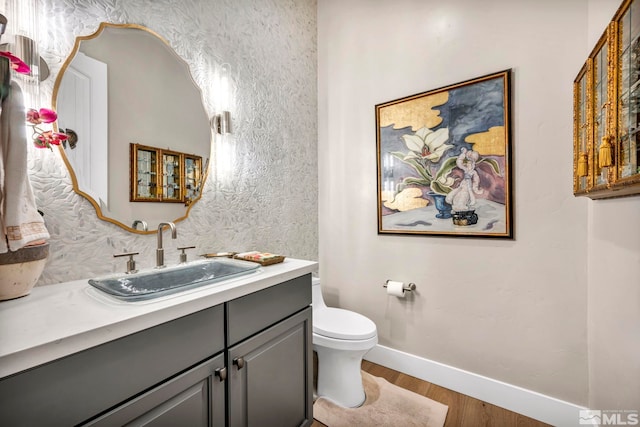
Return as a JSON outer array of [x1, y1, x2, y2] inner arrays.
[[233, 357, 245, 370]]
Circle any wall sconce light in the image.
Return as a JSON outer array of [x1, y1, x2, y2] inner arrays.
[[2, 0, 49, 107], [0, 14, 7, 40], [211, 111, 231, 134], [210, 61, 233, 135]]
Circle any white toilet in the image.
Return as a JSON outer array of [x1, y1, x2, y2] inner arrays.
[[312, 277, 378, 407]]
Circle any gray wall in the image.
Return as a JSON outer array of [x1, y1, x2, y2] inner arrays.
[[29, 0, 318, 283], [318, 0, 589, 405], [318, 0, 640, 410]]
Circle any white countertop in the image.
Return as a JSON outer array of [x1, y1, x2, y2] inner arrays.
[[0, 258, 317, 379]]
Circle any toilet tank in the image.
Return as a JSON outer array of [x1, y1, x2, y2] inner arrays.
[[311, 277, 326, 310]]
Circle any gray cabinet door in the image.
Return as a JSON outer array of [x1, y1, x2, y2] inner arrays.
[[228, 307, 313, 427], [84, 353, 226, 427]]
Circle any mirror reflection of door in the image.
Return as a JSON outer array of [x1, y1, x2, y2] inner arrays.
[[57, 52, 108, 210]]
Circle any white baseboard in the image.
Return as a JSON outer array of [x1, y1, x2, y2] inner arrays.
[[364, 344, 587, 427]]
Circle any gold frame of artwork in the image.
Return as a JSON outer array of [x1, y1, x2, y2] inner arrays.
[[375, 69, 513, 239]]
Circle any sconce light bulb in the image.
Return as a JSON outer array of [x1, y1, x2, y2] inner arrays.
[[220, 111, 231, 134], [211, 111, 231, 135]]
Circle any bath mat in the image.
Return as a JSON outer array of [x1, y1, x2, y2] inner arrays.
[[313, 371, 448, 427]]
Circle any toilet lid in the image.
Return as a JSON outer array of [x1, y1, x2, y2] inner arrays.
[[313, 307, 377, 340]]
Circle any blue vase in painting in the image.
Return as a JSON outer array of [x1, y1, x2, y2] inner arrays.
[[431, 194, 452, 219]]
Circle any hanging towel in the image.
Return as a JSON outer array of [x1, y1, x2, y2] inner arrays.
[[0, 80, 49, 253]]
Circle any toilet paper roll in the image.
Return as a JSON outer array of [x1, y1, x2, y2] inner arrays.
[[386, 280, 405, 298]]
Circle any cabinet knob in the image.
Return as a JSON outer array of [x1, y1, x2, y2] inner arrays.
[[214, 367, 227, 382], [233, 357, 245, 370]]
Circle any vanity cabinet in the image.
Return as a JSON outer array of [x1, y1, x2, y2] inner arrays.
[[573, 0, 640, 199], [226, 275, 314, 427], [228, 310, 311, 427], [0, 304, 226, 426], [85, 353, 226, 427], [0, 274, 313, 427]]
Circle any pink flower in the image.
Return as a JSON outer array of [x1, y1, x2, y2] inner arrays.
[[0, 51, 30, 74], [26, 108, 67, 151], [26, 108, 58, 125], [33, 131, 68, 150], [51, 132, 69, 144]]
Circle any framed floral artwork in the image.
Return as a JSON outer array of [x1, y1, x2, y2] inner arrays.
[[376, 69, 513, 238]]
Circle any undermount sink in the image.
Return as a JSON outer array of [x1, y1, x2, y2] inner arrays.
[[88, 258, 261, 301]]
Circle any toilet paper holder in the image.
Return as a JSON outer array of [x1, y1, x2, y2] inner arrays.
[[383, 280, 416, 292]]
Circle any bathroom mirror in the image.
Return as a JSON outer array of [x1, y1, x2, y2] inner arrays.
[[52, 23, 211, 234]]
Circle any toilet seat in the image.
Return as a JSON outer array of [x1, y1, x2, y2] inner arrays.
[[313, 330, 378, 351], [313, 307, 377, 340]]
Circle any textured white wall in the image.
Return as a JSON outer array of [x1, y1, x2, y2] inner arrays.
[[27, 0, 318, 283], [586, 0, 640, 411], [318, 0, 589, 404]]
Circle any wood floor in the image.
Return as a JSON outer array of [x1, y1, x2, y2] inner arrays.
[[312, 360, 551, 427]]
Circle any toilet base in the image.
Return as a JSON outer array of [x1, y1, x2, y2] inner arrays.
[[314, 345, 370, 408]]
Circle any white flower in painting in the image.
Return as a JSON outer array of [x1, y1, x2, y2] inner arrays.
[[402, 127, 453, 163]]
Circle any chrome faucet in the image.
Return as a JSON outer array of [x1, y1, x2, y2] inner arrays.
[[132, 219, 148, 231], [156, 222, 177, 268]]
